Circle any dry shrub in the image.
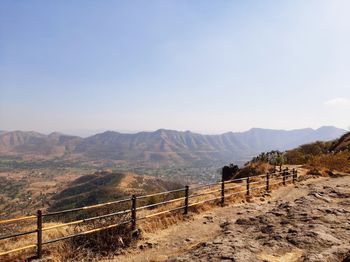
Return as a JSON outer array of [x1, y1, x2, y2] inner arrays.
[[307, 152, 350, 173], [139, 212, 184, 233], [0, 219, 39, 262], [0, 207, 133, 261], [0, 222, 74, 262], [306, 168, 324, 177], [48, 208, 133, 261], [236, 162, 272, 179], [53, 223, 132, 261], [285, 150, 307, 165]]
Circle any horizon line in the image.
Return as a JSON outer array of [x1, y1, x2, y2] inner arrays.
[[1, 125, 346, 138]]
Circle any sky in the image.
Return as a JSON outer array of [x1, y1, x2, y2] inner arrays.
[[1, 1, 350, 136]]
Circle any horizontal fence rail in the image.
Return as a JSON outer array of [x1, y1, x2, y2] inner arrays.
[[42, 220, 132, 245], [0, 229, 37, 241], [136, 188, 186, 200], [0, 244, 37, 257], [135, 196, 186, 211], [43, 198, 131, 217], [0, 215, 36, 225], [0, 168, 298, 260], [190, 181, 223, 191]]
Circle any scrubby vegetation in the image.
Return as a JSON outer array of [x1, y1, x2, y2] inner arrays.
[[222, 161, 274, 181], [0, 160, 198, 218], [283, 136, 350, 173], [49, 171, 183, 212], [245, 132, 350, 175], [284, 141, 332, 164], [307, 151, 350, 173]]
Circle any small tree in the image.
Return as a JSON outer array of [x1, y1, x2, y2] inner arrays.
[[275, 154, 285, 169]]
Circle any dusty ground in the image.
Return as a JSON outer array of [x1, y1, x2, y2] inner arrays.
[[111, 174, 350, 262]]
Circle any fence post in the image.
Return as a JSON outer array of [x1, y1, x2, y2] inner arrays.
[[283, 170, 286, 186], [246, 176, 250, 196], [184, 186, 189, 215], [293, 169, 298, 183], [36, 210, 42, 259], [292, 168, 295, 183], [220, 168, 225, 207], [266, 172, 270, 192], [131, 195, 137, 232], [221, 181, 225, 207]]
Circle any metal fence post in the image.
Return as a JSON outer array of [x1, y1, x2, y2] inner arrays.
[[221, 181, 225, 207], [184, 186, 189, 215], [246, 176, 250, 196], [131, 195, 137, 231], [266, 172, 270, 192], [221, 169, 225, 207], [36, 210, 42, 259], [292, 168, 295, 183], [294, 169, 298, 183]]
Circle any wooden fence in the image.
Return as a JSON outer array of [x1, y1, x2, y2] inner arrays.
[[0, 168, 298, 260]]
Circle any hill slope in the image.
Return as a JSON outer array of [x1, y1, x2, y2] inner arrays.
[[0, 131, 82, 157], [164, 175, 350, 262], [329, 132, 350, 152], [49, 171, 183, 211], [0, 127, 346, 166]]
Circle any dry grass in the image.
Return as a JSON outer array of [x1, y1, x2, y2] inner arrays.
[[307, 152, 350, 173], [0, 222, 74, 262], [0, 212, 132, 261], [1, 170, 303, 262]]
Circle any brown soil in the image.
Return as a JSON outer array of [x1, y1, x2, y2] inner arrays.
[[109, 174, 350, 262]]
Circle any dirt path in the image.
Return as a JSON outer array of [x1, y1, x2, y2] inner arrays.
[[108, 174, 350, 262]]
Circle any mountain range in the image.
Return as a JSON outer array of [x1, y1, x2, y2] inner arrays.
[[0, 126, 346, 166]]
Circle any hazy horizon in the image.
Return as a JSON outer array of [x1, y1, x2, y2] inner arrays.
[[1, 1, 350, 133], [0, 125, 347, 138]]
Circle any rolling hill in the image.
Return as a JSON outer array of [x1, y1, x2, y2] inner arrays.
[[49, 171, 183, 211], [0, 126, 346, 166]]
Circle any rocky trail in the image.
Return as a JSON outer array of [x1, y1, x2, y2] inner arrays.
[[111, 174, 350, 262]]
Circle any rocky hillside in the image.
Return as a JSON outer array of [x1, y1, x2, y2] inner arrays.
[[0, 127, 346, 166], [330, 132, 350, 152], [168, 175, 350, 262]]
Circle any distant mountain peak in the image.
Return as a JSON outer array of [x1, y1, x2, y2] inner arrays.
[[0, 126, 346, 166], [316, 126, 343, 131], [48, 132, 64, 137], [95, 130, 121, 136]]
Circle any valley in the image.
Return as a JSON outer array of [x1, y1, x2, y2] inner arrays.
[[0, 127, 348, 219], [0, 130, 349, 261]]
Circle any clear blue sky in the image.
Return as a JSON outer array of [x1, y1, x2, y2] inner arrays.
[[1, 1, 349, 136]]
